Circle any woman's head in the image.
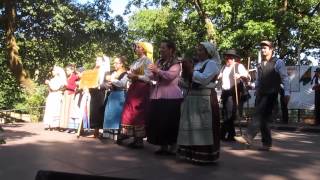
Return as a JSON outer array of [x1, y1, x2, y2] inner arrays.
[[65, 64, 76, 76], [197, 42, 220, 64], [52, 65, 67, 84], [52, 66, 61, 76], [196, 43, 210, 61], [134, 42, 153, 60], [113, 56, 127, 71], [160, 40, 176, 60]]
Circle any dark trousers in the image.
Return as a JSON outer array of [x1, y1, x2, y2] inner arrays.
[[246, 93, 278, 146], [221, 90, 237, 140], [279, 88, 289, 124], [315, 91, 320, 125]]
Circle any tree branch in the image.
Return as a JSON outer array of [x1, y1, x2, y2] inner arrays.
[[310, 2, 320, 17]]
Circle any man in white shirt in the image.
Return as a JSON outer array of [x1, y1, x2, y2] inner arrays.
[[219, 49, 249, 141]]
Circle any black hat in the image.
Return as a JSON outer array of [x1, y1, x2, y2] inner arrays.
[[314, 68, 320, 73], [260, 40, 273, 48], [223, 49, 241, 59]]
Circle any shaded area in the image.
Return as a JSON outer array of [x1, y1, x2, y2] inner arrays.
[[0, 123, 319, 180]]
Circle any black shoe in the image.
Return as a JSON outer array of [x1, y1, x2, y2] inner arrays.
[[116, 135, 129, 145], [165, 151, 176, 156], [220, 137, 227, 141], [128, 141, 144, 149], [226, 136, 236, 142], [67, 129, 76, 133], [258, 145, 271, 151], [154, 149, 167, 155]]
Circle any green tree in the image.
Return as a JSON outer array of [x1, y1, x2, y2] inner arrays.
[[126, 0, 319, 64], [0, 0, 131, 110]]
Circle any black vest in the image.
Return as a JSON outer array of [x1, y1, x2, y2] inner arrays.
[[257, 58, 281, 94], [111, 72, 127, 91]]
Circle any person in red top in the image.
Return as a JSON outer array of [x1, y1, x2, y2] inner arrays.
[[65, 64, 79, 94], [60, 64, 79, 132]]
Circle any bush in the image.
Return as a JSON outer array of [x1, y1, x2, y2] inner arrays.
[[14, 84, 47, 122]]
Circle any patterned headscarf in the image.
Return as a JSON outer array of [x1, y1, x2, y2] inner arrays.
[[200, 42, 221, 66], [137, 42, 153, 62]]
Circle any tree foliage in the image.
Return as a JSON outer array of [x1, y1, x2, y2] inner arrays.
[[0, 0, 319, 112], [126, 0, 319, 64], [0, 0, 131, 110]]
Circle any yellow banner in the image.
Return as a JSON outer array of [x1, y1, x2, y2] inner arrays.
[[79, 69, 99, 89]]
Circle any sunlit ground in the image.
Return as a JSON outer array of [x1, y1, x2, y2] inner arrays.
[[1, 123, 320, 180]]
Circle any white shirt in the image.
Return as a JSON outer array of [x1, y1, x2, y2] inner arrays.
[[221, 63, 248, 90]]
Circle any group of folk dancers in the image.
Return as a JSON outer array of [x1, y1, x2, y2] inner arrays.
[[42, 39, 290, 164]]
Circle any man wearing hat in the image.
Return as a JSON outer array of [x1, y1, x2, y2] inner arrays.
[[312, 67, 320, 125], [218, 49, 250, 141], [235, 40, 290, 151]]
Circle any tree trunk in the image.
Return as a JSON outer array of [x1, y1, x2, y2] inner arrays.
[[189, 0, 217, 42], [4, 0, 34, 90]]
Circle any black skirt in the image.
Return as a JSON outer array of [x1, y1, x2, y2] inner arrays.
[[147, 98, 182, 145], [89, 88, 106, 129]]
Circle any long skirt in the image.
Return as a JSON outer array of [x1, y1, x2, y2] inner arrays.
[[147, 99, 182, 145], [43, 92, 63, 128], [177, 89, 220, 164], [103, 90, 126, 130], [80, 91, 91, 129], [60, 92, 74, 128], [120, 81, 150, 138], [89, 88, 105, 129], [68, 92, 83, 130]]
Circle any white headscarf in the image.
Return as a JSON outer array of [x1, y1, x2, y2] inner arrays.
[[53, 66, 67, 86], [200, 42, 221, 67], [49, 66, 67, 91]]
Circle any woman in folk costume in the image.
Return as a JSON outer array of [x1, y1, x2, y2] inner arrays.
[[147, 40, 183, 155], [87, 56, 109, 138], [177, 42, 221, 164], [103, 56, 128, 139], [43, 65, 67, 130], [68, 67, 84, 133], [118, 42, 153, 148], [60, 64, 79, 131]]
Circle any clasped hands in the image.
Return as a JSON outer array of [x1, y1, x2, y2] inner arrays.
[[147, 64, 160, 74]]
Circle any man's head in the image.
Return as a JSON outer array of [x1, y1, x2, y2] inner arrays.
[[260, 40, 274, 60], [223, 49, 241, 65]]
